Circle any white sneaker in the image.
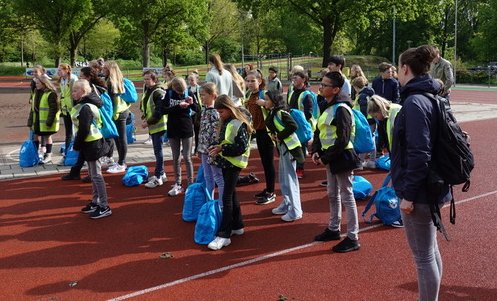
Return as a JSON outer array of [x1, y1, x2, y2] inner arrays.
[[281, 213, 302, 222], [143, 137, 152, 145], [56, 157, 66, 166], [145, 176, 163, 188], [208, 236, 231, 250], [160, 173, 168, 183], [231, 228, 245, 236], [272, 205, 287, 215], [40, 153, 52, 164], [100, 157, 115, 169], [107, 163, 127, 173], [168, 183, 183, 196]]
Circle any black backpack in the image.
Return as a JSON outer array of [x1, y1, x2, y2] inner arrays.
[[423, 93, 474, 240]]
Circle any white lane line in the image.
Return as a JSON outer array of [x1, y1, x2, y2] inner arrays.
[[107, 189, 497, 301]]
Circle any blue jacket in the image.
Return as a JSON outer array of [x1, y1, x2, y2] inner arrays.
[[390, 74, 448, 204], [372, 76, 400, 103]]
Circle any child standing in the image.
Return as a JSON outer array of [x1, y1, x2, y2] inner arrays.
[[263, 90, 305, 222], [197, 82, 224, 200], [187, 72, 202, 154], [161, 77, 197, 196], [71, 79, 111, 219], [267, 66, 283, 94], [245, 70, 276, 205], [207, 95, 254, 250], [141, 70, 168, 188], [312, 71, 362, 253]]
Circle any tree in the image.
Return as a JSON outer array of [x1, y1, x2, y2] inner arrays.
[[113, 0, 205, 68], [14, 0, 93, 67]]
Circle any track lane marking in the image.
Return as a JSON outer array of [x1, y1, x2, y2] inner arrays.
[[108, 189, 497, 301]]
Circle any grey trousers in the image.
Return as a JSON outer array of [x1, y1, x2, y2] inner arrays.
[[169, 137, 194, 185], [88, 159, 108, 208]]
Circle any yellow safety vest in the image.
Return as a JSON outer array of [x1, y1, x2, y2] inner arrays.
[[219, 119, 250, 169], [71, 103, 103, 142], [386, 103, 402, 150], [287, 89, 317, 130], [60, 74, 78, 115], [32, 91, 60, 133], [140, 88, 167, 134], [273, 110, 301, 151], [317, 103, 355, 151]]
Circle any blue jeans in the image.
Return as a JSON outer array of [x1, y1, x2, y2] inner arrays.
[[200, 153, 224, 201], [326, 166, 359, 240], [276, 143, 302, 218], [151, 130, 166, 177], [401, 202, 442, 301]]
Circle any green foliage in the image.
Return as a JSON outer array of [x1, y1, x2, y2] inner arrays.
[[81, 20, 120, 60]]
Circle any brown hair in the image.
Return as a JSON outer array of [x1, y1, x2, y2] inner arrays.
[[367, 95, 391, 119], [214, 94, 254, 134], [209, 54, 224, 75], [201, 82, 218, 96], [399, 45, 437, 76], [351, 76, 368, 90], [246, 70, 266, 90], [142, 69, 159, 81]]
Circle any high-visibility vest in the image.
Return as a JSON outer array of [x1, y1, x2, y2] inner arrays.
[[140, 88, 167, 134], [287, 89, 317, 129], [32, 91, 60, 133], [60, 74, 78, 115], [317, 103, 354, 151], [386, 103, 402, 150], [273, 110, 301, 151], [71, 102, 103, 142], [219, 119, 250, 169]]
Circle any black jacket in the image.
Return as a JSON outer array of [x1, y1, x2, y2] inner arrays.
[[160, 89, 197, 139], [73, 92, 109, 161], [312, 96, 361, 174], [390, 74, 449, 204]]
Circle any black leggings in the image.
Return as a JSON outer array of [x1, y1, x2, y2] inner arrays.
[[62, 114, 73, 154], [255, 129, 275, 193], [112, 110, 129, 165], [217, 166, 244, 238]]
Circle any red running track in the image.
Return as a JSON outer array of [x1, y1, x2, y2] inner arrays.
[[1, 118, 497, 300]]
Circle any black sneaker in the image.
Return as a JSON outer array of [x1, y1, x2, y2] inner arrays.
[[332, 237, 360, 253], [314, 228, 341, 241], [254, 189, 267, 198], [81, 202, 98, 214], [248, 172, 259, 183], [89, 206, 112, 219], [255, 192, 276, 205], [61, 173, 81, 181]]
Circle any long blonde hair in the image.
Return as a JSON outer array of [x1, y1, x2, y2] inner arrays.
[[225, 63, 246, 92], [36, 74, 57, 92], [104, 61, 125, 94], [214, 94, 254, 134], [367, 95, 391, 119], [209, 54, 224, 75]]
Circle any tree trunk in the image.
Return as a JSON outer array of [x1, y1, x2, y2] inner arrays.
[[322, 16, 333, 67], [143, 35, 150, 68], [321, 16, 340, 68], [204, 41, 210, 64]]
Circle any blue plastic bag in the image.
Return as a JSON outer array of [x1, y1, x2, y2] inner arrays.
[[99, 92, 119, 139], [376, 154, 391, 171], [182, 183, 208, 222], [352, 175, 373, 200], [64, 141, 79, 166], [122, 165, 148, 187], [120, 78, 138, 103], [126, 112, 136, 144], [362, 174, 402, 226], [19, 134, 39, 167], [194, 198, 222, 244]]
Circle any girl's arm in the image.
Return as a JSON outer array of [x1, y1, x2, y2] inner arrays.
[[46, 91, 59, 127], [277, 111, 298, 141]]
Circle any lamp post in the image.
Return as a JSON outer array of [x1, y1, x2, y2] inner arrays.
[[392, 7, 396, 65], [454, 0, 458, 85]]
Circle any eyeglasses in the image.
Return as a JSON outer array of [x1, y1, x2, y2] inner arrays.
[[319, 83, 335, 88]]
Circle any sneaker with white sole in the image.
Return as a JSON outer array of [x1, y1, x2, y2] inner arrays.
[[160, 173, 168, 183], [145, 176, 163, 188], [89, 206, 112, 219], [107, 163, 126, 173], [231, 228, 245, 236], [143, 137, 152, 144], [272, 204, 287, 215], [39, 153, 52, 164], [81, 202, 98, 214], [168, 183, 183, 196], [281, 213, 302, 222], [208, 236, 231, 250]]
